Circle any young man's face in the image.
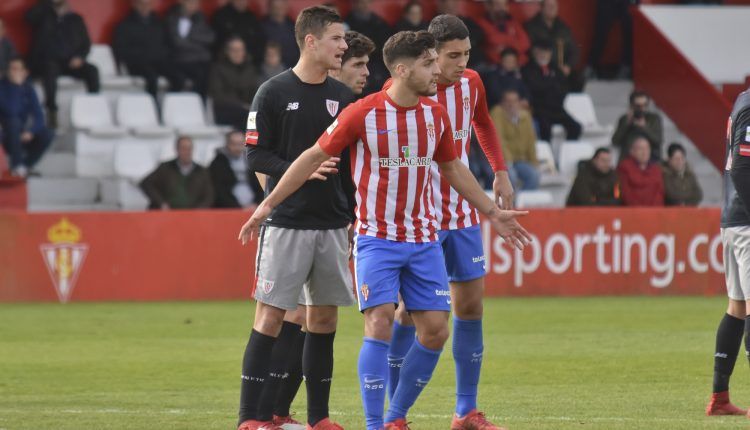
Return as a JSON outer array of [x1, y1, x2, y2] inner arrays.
[[436, 38, 470, 84], [310, 23, 348, 71], [7, 61, 28, 85], [405, 49, 440, 97], [339, 54, 370, 94], [592, 152, 612, 174]]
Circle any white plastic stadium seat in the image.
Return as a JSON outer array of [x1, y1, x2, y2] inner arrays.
[[535, 141, 557, 174], [71, 94, 127, 177], [161, 92, 221, 137], [116, 94, 174, 136], [516, 190, 554, 208], [558, 141, 595, 179], [114, 142, 157, 180], [87, 44, 135, 89], [564, 93, 611, 136]]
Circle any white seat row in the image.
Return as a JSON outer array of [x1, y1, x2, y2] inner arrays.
[[72, 93, 226, 178]]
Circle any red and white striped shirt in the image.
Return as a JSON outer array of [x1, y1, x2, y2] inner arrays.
[[318, 91, 457, 243], [385, 69, 505, 231]]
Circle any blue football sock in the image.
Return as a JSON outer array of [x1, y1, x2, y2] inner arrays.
[[384, 339, 442, 422], [387, 321, 416, 401], [453, 317, 483, 416], [358, 337, 390, 430]]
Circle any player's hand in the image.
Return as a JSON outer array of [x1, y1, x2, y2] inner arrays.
[[493, 170, 514, 209], [238, 202, 272, 245], [309, 157, 340, 181], [487, 207, 531, 250]]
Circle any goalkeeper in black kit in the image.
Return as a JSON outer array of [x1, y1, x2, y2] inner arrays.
[[707, 88, 750, 416]]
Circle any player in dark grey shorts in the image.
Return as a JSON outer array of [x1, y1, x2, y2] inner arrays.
[[707, 88, 750, 417], [234, 7, 356, 430]]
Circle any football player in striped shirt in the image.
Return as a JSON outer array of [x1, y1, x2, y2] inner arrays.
[[385, 14, 514, 430], [239, 30, 531, 430]]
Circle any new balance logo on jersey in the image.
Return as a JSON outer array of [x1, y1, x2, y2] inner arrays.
[[377, 128, 397, 135], [286, 102, 299, 111], [453, 129, 470, 140]]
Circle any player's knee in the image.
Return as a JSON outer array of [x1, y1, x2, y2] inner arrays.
[[364, 309, 394, 341], [254, 311, 285, 336], [418, 324, 449, 350], [307, 309, 338, 333], [453, 300, 483, 320]]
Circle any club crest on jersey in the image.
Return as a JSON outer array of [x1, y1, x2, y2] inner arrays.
[[360, 283, 370, 301], [463, 96, 470, 112], [401, 146, 411, 159], [40, 217, 88, 303], [426, 122, 435, 141], [259, 278, 275, 294], [326, 99, 339, 117]]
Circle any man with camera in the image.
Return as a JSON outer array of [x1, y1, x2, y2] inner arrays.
[[612, 90, 664, 161]]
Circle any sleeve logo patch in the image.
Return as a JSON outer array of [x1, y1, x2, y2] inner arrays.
[[245, 130, 259, 145], [246, 111, 257, 131], [326, 119, 339, 135], [739, 144, 750, 157]]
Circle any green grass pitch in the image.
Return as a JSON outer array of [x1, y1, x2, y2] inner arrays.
[[2, 297, 750, 429]]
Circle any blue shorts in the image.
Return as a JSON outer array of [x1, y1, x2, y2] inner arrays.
[[439, 224, 487, 282], [353, 235, 451, 312]]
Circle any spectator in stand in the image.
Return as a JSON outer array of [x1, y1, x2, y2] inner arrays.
[[165, 0, 215, 98], [25, 0, 100, 127], [436, 0, 486, 67], [0, 19, 18, 77], [491, 89, 540, 190], [477, 0, 531, 65], [0, 58, 53, 178], [394, 1, 428, 33], [140, 136, 214, 210], [209, 130, 263, 209], [259, 41, 286, 82], [114, 0, 180, 100], [566, 147, 620, 206], [483, 47, 530, 109], [662, 142, 702, 206], [522, 39, 581, 142], [587, 0, 637, 79], [208, 37, 260, 131], [346, 0, 392, 94], [617, 136, 664, 206], [524, 0, 584, 92], [261, 0, 299, 71], [212, 0, 266, 67], [612, 90, 664, 161]]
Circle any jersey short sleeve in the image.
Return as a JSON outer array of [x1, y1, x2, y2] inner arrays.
[[433, 106, 458, 163], [318, 101, 363, 156], [246, 83, 276, 148]]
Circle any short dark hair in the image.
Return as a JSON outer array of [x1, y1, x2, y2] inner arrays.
[[294, 5, 343, 50], [593, 147, 611, 159], [667, 142, 685, 158], [175, 135, 193, 149], [342, 31, 375, 65], [500, 47, 518, 59], [629, 90, 650, 104], [532, 37, 553, 50], [383, 30, 436, 70], [7, 56, 25, 67], [428, 14, 469, 48]]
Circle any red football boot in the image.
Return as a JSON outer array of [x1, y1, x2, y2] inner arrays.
[[273, 414, 305, 430], [306, 417, 344, 430], [706, 391, 746, 416], [237, 419, 283, 430], [383, 418, 411, 429], [451, 409, 507, 430]]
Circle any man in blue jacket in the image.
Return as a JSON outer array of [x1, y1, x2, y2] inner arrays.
[[0, 58, 53, 178]]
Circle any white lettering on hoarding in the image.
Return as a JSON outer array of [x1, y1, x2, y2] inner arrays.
[[483, 219, 723, 288]]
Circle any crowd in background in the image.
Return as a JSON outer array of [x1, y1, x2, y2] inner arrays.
[[0, 0, 705, 208]]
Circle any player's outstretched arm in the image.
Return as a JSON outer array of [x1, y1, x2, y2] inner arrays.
[[238, 144, 333, 244], [437, 158, 531, 249]]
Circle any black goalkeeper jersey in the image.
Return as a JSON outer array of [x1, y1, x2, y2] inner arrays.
[[722, 89, 750, 228], [246, 69, 355, 230]]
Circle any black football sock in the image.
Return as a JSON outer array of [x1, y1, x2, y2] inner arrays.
[[256, 321, 302, 421], [304, 331, 336, 426], [712, 313, 744, 393], [238, 329, 276, 424], [274, 328, 306, 417]]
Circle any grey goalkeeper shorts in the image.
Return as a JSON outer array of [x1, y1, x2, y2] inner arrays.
[[723, 226, 750, 301], [253, 226, 355, 310]]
